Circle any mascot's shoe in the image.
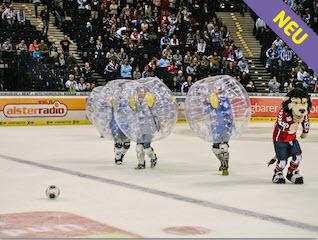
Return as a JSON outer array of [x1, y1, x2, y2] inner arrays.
[[150, 156, 157, 168], [135, 162, 146, 170], [272, 171, 286, 184], [218, 165, 223, 171], [286, 170, 303, 184]]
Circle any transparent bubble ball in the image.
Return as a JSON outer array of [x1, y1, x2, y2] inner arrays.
[[185, 75, 251, 143], [86, 86, 103, 124], [86, 80, 130, 142], [114, 77, 177, 143]]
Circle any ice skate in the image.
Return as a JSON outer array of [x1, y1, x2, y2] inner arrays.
[[150, 156, 157, 168], [115, 155, 123, 165], [213, 143, 230, 176], [221, 159, 229, 176], [222, 168, 229, 176], [114, 142, 128, 165], [218, 165, 229, 175], [286, 169, 303, 184], [272, 171, 286, 184], [115, 160, 123, 165], [150, 154, 158, 168], [135, 162, 146, 170]]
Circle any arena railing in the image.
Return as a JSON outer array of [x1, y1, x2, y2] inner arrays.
[[0, 92, 317, 97]]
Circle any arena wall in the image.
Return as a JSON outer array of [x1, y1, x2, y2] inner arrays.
[[0, 93, 317, 126]]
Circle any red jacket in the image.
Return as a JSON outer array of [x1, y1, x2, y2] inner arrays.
[[273, 108, 310, 142]]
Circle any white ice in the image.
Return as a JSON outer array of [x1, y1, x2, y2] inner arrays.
[[0, 122, 318, 238]]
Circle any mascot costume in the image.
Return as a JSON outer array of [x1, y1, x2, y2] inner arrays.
[[269, 88, 312, 184]]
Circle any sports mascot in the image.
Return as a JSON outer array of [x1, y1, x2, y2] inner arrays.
[[270, 88, 312, 184]]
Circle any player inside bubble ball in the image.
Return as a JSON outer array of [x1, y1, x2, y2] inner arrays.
[[129, 87, 159, 169], [102, 85, 131, 165], [205, 91, 234, 176], [110, 97, 131, 165]]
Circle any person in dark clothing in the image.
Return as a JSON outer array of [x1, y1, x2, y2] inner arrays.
[[240, 71, 250, 86], [60, 35, 74, 56], [40, 6, 50, 36], [33, 0, 41, 18]]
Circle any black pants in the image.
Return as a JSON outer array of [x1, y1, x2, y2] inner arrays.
[[42, 20, 49, 36]]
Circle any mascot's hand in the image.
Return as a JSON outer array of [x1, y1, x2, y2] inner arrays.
[[289, 123, 299, 133], [300, 133, 308, 139]]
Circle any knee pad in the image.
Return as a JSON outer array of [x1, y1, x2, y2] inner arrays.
[[292, 154, 302, 164], [123, 142, 130, 150], [114, 142, 123, 160], [212, 143, 229, 162], [120, 142, 130, 155], [212, 143, 229, 154], [114, 142, 123, 149], [219, 143, 229, 153]]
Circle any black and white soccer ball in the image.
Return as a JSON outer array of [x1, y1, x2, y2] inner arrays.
[[45, 185, 60, 199]]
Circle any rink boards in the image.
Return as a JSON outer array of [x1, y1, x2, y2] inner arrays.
[[0, 95, 317, 126]]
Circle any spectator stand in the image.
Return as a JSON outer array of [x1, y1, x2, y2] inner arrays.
[[42, 0, 263, 94], [1, 1, 102, 91]]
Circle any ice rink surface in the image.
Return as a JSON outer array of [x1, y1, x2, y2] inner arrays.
[[0, 122, 318, 238]]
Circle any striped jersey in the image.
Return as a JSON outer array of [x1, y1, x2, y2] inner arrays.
[[273, 108, 310, 142]]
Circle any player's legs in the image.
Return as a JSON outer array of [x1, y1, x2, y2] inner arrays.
[[135, 143, 146, 169], [273, 141, 289, 183], [114, 142, 124, 165], [135, 140, 157, 169], [113, 130, 130, 165], [135, 133, 157, 169], [212, 142, 229, 175], [286, 139, 303, 184], [143, 142, 157, 168], [122, 142, 131, 156]]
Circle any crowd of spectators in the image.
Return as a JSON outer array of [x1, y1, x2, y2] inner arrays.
[[3, 0, 316, 94], [1, 2, 26, 25], [0, 1, 97, 91], [255, 0, 318, 93], [43, 0, 255, 94]]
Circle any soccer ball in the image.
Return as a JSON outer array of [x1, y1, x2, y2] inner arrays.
[[45, 185, 60, 199]]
